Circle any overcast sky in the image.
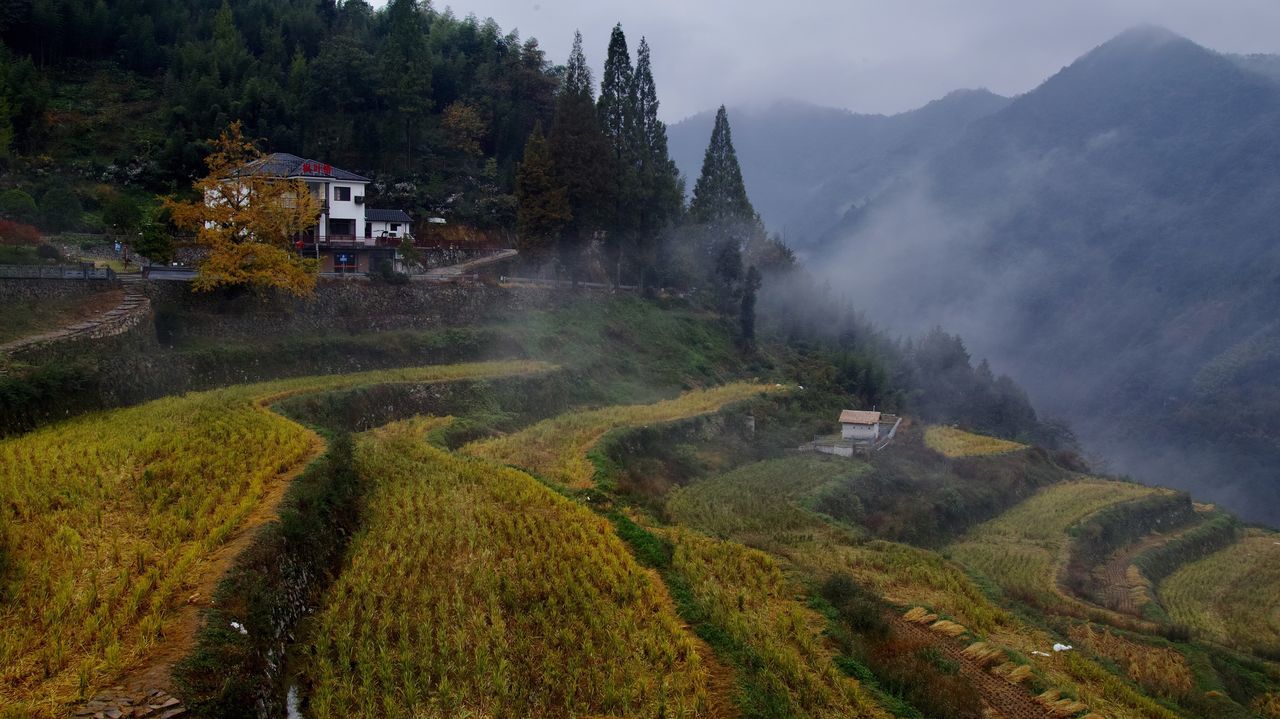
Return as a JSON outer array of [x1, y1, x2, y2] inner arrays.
[[408, 0, 1280, 122]]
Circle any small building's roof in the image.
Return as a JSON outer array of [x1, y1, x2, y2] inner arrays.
[[839, 410, 882, 425], [231, 152, 371, 182], [366, 208, 412, 223]]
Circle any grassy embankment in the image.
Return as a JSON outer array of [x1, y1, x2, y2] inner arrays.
[[0, 360, 549, 718]]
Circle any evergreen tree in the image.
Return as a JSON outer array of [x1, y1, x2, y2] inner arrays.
[[548, 31, 614, 280], [597, 24, 635, 159], [633, 36, 683, 285], [375, 0, 432, 172], [597, 23, 639, 284], [688, 105, 756, 224], [515, 121, 570, 264]]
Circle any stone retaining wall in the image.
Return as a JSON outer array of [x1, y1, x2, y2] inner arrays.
[[0, 276, 119, 302]]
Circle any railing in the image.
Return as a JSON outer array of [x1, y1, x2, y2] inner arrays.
[[0, 264, 116, 280]]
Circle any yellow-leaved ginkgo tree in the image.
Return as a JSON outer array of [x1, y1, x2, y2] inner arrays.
[[165, 122, 322, 295]]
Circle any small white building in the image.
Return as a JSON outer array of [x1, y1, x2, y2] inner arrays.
[[365, 208, 413, 243], [839, 410, 883, 441]]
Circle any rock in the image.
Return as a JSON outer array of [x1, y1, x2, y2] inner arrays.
[[159, 709, 186, 719]]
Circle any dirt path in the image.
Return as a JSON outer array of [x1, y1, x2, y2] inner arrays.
[[891, 619, 1056, 719], [1, 274, 149, 358], [71, 433, 327, 719]]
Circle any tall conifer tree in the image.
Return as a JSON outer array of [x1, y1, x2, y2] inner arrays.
[[689, 105, 756, 224], [597, 24, 640, 283], [549, 31, 614, 279], [515, 121, 571, 264], [633, 37, 683, 238]]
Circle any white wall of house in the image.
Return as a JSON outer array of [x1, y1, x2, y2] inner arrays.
[[841, 423, 879, 441], [367, 219, 408, 241], [314, 181, 368, 242]]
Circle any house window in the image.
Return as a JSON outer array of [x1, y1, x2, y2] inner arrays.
[[333, 252, 357, 273], [328, 218, 355, 239], [334, 186, 351, 202], [390, 223, 400, 232]]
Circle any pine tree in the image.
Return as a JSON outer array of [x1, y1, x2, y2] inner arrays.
[[633, 36, 684, 285], [548, 31, 614, 280], [516, 121, 571, 265], [688, 105, 756, 224], [597, 24, 635, 159], [597, 23, 640, 285]]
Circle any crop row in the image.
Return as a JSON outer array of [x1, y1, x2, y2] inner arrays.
[[923, 426, 1026, 458], [0, 360, 548, 717], [947, 479, 1159, 612], [302, 418, 712, 718], [463, 382, 779, 489], [1159, 529, 1280, 651]]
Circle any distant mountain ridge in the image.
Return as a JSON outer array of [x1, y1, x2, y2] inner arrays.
[[677, 26, 1280, 525], [669, 89, 1010, 248]]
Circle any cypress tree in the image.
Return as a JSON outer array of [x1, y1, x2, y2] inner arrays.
[[634, 35, 686, 235], [548, 31, 614, 280], [688, 105, 756, 224], [597, 24, 635, 159], [515, 121, 571, 265]]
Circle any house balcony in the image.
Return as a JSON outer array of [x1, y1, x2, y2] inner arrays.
[[293, 233, 367, 251]]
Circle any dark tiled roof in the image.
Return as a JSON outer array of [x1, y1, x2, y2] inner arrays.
[[365, 208, 412, 222], [231, 152, 371, 182]]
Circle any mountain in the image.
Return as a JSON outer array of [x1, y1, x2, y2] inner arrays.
[[808, 26, 1280, 525], [668, 89, 1010, 248]]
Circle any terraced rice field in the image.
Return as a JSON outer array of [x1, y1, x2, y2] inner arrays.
[[667, 456, 1016, 635], [663, 527, 890, 719], [303, 418, 713, 718], [464, 382, 779, 489], [947, 479, 1161, 610], [0, 360, 549, 717], [1159, 529, 1280, 650], [924, 426, 1027, 458]]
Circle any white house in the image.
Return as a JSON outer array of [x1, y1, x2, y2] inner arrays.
[[227, 153, 412, 274], [839, 410, 883, 441]]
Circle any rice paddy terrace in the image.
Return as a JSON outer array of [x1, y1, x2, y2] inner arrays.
[[4, 308, 1279, 718]]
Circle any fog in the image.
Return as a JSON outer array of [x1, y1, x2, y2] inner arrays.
[[408, 0, 1280, 121]]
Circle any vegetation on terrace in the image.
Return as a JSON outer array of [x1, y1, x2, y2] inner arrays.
[[925, 425, 1027, 458], [464, 382, 779, 489], [0, 359, 548, 717], [303, 418, 713, 717], [1160, 529, 1280, 653], [947, 479, 1163, 614]]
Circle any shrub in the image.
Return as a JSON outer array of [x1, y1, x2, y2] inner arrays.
[[39, 185, 84, 232], [35, 243, 60, 261], [0, 188, 38, 222], [0, 218, 40, 245]]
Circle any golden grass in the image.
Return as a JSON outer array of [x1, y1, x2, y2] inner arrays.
[[0, 360, 550, 717], [947, 479, 1161, 611], [304, 418, 711, 718], [924, 425, 1026, 458], [930, 619, 969, 637], [663, 527, 890, 719], [1159, 528, 1280, 649], [463, 382, 780, 489], [1067, 624, 1193, 700], [1254, 693, 1280, 719]]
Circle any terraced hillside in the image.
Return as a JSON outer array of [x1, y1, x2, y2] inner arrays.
[[1160, 528, 1280, 652], [463, 382, 780, 489], [303, 418, 715, 718], [947, 479, 1164, 615], [0, 360, 549, 717]]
